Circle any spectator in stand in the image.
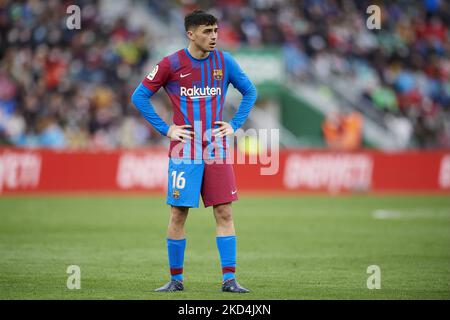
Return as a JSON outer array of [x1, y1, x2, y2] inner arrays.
[[322, 110, 363, 151]]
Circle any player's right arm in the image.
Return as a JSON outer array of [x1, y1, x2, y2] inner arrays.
[[131, 59, 193, 143]]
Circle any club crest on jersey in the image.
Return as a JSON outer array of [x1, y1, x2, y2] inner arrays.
[[213, 69, 223, 80], [173, 189, 180, 199], [146, 65, 159, 80]]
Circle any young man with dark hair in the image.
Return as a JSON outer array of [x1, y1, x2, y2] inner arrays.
[[131, 10, 257, 293]]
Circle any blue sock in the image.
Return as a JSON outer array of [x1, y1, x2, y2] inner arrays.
[[167, 238, 186, 281], [216, 235, 236, 282]]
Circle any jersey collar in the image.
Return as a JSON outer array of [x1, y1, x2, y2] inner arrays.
[[184, 48, 212, 62]]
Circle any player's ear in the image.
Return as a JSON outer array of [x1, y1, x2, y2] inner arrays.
[[186, 25, 199, 41], [186, 27, 196, 41]]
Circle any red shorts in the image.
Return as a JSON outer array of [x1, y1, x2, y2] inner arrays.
[[201, 161, 238, 207]]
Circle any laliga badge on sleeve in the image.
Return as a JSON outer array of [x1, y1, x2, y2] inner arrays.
[[146, 65, 159, 80]]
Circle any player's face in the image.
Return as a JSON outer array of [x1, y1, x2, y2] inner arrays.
[[188, 24, 218, 52]]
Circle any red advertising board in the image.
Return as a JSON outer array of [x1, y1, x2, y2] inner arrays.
[[0, 147, 449, 194]]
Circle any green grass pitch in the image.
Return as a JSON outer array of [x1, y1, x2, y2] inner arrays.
[[0, 194, 449, 300]]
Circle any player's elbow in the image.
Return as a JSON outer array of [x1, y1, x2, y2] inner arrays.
[[131, 84, 151, 110], [246, 83, 257, 105], [131, 87, 142, 107], [251, 83, 257, 101]]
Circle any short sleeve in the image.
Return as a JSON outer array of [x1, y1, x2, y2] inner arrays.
[[224, 52, 253, 93]]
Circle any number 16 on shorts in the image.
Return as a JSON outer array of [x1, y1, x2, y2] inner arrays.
[[172, 171, 186, 190], [166, 158, 205, 208]]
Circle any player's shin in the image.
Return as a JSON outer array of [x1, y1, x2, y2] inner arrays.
[[216, 235, 236, 282], [167, 238, 186, 281]]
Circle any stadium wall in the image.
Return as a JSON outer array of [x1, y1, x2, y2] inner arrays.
[[0, 148, 449, 195]]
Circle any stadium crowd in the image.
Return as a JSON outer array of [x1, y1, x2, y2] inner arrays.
[[0, 0, 165, 149], [0, 0, 449, 149], [182, 0, 450, 148]]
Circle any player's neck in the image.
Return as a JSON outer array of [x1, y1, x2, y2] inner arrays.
[[187, 44, 210, 60]]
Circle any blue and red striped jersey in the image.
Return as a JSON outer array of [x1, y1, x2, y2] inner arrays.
[[133, 48, 257, 160]]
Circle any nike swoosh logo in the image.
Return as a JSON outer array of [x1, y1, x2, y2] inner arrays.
[[180, 73, 191, 78], [231, 190, 237, 195]]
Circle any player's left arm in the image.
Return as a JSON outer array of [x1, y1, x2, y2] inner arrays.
[[214, 52, 257, 138]]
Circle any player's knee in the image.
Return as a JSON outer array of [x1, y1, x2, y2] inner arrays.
[[170, 207, 188, 225], [214, 204, 233, 223]]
